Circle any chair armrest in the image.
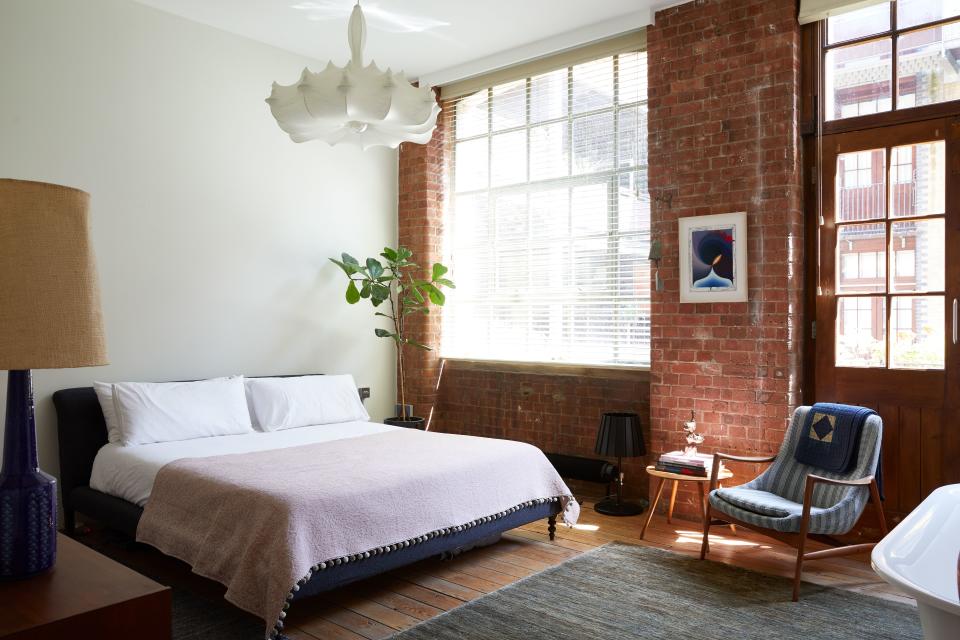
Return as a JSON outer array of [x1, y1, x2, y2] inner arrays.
[[799, 473, 876, 532], [714, 453, 777, 464], [708, 452, 777, 491], [805, 473, 875, 489]]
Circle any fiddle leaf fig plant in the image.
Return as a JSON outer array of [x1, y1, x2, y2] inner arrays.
[[330, 246, 454, 420]]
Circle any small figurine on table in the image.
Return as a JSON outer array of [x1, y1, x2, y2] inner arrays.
[[682, 410, 704, 456]]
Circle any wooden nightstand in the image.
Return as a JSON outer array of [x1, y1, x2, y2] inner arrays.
[[0, 533, 171, 640]]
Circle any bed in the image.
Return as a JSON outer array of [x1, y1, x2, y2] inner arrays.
[[53, 379, 573, 639]]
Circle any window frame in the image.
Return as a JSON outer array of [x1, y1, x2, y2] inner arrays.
[[819, 1, 960, 135]]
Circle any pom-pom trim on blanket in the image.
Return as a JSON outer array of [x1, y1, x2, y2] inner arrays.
[[268, 496, 570, 639]]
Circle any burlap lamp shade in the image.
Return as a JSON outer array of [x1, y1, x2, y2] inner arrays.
[[0, 179, 108, 369], [0, 178, 108, 580]]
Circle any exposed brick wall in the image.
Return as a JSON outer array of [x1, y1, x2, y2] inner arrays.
[[434, 365, 651, 500], [647, 0, 804, 517], [396, 96, 446, 422]]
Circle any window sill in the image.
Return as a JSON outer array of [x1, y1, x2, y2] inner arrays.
[[441, 357, 651, 382]]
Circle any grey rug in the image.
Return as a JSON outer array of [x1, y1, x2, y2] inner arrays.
[[391, 543, 923, 640]]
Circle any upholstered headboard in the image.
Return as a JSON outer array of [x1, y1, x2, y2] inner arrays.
[[51, 374, 323, 516], [52, 386, 108, 514]]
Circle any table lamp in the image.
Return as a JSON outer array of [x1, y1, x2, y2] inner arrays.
[[594, 411, 647, 516], [0, 179, 108, 579]]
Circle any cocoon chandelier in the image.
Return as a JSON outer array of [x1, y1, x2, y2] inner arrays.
[[266, 2, 440, 149]]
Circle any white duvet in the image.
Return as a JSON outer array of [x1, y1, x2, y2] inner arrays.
[[89, 421, 398, 506]]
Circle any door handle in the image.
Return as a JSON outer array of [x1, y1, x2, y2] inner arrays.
[[954, 298, 958, 345]]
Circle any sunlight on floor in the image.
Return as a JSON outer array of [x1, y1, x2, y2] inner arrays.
[[570, 523, 600, 531], [674, 529, 762, 548]]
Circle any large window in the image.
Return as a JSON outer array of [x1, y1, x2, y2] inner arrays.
[[441, 51, 650, 367], [824, 1, 960, 121]]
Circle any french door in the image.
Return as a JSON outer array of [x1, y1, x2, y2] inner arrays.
[[815, 117, 960, 525]]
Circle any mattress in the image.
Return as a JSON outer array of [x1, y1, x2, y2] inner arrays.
[[89, 421, 398, 506]]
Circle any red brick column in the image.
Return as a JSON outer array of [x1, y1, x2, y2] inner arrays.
[[647, 0, 804, 518], [396, 99, 446, 426]]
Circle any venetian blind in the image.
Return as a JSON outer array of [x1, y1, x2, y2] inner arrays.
[[798, 0, 888, 24], [440, 42, 651, 367]]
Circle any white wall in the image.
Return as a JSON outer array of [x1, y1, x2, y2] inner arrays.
[[0, 0, 398, 479]]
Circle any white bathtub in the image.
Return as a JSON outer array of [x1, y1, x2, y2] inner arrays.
[[871, 484, 960, 640]]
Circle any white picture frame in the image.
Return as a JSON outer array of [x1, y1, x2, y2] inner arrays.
[[678, 212, 748, 303]]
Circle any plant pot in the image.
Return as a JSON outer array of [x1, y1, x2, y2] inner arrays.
[[384, 416, 426, 430]]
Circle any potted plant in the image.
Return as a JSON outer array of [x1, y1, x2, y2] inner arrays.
[[330, 246, 454, 429]]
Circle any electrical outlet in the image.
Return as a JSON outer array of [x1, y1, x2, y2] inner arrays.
[[358, 387, 371, 401]]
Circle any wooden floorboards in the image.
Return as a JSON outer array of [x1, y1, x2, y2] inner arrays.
[[282, 502, 913, 639]]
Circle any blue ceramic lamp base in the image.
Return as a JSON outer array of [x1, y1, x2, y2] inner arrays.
[[0, 370, 57, 580]]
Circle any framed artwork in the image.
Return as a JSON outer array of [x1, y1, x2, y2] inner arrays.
[[678, 212, 748, 303]]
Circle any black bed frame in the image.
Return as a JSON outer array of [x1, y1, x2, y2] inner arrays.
[[51, 378, 560, 607]]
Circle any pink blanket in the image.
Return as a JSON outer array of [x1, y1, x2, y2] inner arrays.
[[136, 428, 578, 638]]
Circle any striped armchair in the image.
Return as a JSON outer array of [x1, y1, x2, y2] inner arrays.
[[700, 406, 887, 601]]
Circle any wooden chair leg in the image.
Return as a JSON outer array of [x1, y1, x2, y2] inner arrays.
[[870, 479, 888, 536], [639, 477, 665, 540], [547, 515, 556, 541], [667, 480, 679, 524], [699, 489, 712, 560]]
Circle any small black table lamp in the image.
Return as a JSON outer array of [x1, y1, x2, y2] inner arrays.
[[594, 412, 647, 516]]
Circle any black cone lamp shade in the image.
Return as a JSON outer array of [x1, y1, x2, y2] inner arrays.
[[594, 412, 648, 516]]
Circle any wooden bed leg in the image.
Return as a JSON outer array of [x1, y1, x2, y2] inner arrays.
[[547, 515, 556, 541]]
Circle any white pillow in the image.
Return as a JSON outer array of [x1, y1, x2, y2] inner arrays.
[[93, 381, 123, 444], [245, 374, 370, 432], [111, 376, 254, 446]]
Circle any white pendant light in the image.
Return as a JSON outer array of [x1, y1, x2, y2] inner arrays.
[[266, 2, 440, 150]]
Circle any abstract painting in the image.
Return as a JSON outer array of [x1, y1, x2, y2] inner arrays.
[[678, 212, 748, 303]]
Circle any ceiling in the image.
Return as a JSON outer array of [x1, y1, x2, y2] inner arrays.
[[133, 0, 679, 83]]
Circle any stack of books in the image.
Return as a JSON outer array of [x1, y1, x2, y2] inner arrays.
[[655, 451, 721, 477]]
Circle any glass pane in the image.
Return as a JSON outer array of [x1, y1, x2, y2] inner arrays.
[[836, 149, 886, 221], [490, 131, 527, 187], [529, 122, 568, 181], [618, 51, 647, 105], [455, 138, 488, 192], [530, 68, 568, 123], [898, 0, 960, 29], [530, 188, 569, 239], [453, 194, 489, 247], [825, 39, 892, 121], [890, 141, 945, 217], [618, 105, 647, 168], [827, 2, 891, 44], [491, 79, 526, 132], [836, 296, 886, 367], [618, 171, 650, 234], [837, 223, 886, 293], [494, 193, 528, 244], [456, 91, 488, 139], [572, 112, 615, 175], [897, 21, 960, 109], [571, 183, 608, 236], [891, 219, 945, 292], [890, 296, 945, 369], [572, 57, 613, 114]]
